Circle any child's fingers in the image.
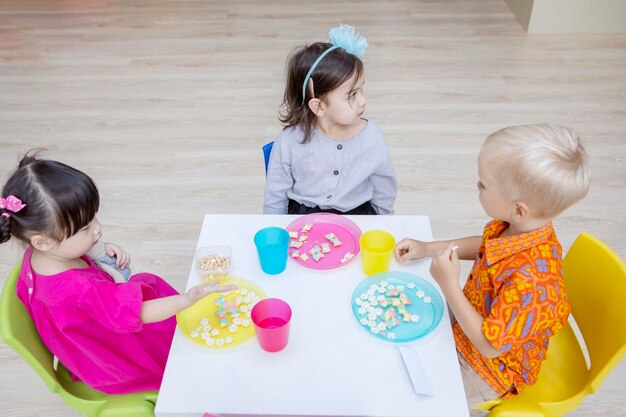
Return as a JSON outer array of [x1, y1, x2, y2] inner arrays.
[[394, 239, 410, 262], [209, 284, 237, 294], [105, 243, 120, 257], [197, 283, 237, 294], [119, 258, 130, 269], [107, 245, 127, 265], [450, 244, 460, 262], [115, 252, 130, 268], [446, 243, 459, 260], [399, 252, 413, 263]]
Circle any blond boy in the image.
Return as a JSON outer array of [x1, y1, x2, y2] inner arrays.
[[395, 124, 591, 405]]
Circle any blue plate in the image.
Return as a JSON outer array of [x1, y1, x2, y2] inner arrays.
[[351, 271, 444, 343]]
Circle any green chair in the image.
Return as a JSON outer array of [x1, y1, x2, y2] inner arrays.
[[0, 260, 158, 417]]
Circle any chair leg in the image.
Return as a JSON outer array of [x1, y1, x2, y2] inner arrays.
[[97, 400, 155, 417], [475, 398, 503, 411], [487, 404, 547, 417]]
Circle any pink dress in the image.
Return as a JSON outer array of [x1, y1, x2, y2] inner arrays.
[[16, 247, 178, 394]]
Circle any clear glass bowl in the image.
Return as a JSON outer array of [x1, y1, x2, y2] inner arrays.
[[193, 245, 232, 279]]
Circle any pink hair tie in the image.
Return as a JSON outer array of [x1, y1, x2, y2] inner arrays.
[[1, 213, 10, 218], [0, 195, 26, 213]]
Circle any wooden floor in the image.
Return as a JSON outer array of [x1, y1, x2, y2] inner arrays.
[[0, 0, 624, 416]]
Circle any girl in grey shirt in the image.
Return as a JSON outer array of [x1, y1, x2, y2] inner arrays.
[[263, 24, 397, 215]]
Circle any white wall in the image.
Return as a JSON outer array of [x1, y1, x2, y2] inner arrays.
[[504, 0, 626, 33]]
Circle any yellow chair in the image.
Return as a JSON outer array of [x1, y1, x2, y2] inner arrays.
[[0, 260, 158, 417], [477, 232, 626, 417]]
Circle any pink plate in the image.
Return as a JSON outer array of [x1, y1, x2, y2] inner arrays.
[[285, 213, 362, 270]]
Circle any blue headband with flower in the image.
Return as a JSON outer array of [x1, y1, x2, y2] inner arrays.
[[301, 24, 369, 105]]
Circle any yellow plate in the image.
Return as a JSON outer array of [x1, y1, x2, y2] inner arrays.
[[176, 276, 266, 349]]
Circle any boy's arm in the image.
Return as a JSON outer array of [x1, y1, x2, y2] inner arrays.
[[449, 235, 482, 260], [395, 235, 482, 262], [442, 283, 502, 358], [430, 243, 501, 358]]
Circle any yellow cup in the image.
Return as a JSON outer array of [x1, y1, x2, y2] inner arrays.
[[359, 230, 396, 276]]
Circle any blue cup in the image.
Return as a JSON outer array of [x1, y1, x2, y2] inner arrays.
[[254, 227, 290, 275]]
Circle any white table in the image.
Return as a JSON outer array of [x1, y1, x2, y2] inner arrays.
[[155, 215, 469, 417]]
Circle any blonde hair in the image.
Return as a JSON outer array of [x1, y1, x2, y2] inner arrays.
[[478, 123, 591, 218]]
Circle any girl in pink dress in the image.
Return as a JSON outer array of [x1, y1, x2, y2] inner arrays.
[[0, 152, 235, 394]]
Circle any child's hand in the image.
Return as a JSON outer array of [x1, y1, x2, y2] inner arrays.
[[394, 238, 429, 262], [185, 281, 237, 305], [429, 243, 460, 290], [141, 282, 238, 324], [104, 242, 131, 269]]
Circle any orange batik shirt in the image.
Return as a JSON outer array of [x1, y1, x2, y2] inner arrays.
[[453, 220, 571, 397]]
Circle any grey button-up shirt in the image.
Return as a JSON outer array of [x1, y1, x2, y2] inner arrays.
[[263, 120, 397, 214]]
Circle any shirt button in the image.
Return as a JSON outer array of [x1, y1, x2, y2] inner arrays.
[[333, 170, 339, 175], [337, 144, 343, 150], [327, 195, 332, 199]]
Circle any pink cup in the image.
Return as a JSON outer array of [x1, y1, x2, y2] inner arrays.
[[251, 298, 292, 352]]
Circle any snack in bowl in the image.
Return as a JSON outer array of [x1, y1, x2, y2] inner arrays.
[[194, 246, 232, 279]]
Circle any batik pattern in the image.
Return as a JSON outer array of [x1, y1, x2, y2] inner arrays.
[[454, 220, 570, 397]]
